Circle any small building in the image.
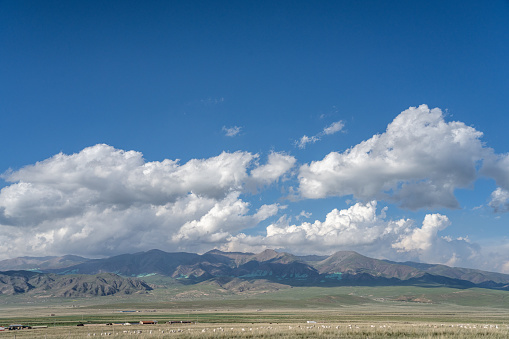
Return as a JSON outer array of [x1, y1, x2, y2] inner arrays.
[[8, 324, 31, 330]]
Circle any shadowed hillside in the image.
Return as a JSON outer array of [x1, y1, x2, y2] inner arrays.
[[3, 249, 509, 295], [0, 271, 152, 297]]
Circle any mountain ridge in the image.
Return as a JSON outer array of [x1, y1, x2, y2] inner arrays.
[[3, 249, 509, 293], [0, 271, 152, 297]]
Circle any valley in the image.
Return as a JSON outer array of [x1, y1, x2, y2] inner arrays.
[[2, 249, 509, 337]]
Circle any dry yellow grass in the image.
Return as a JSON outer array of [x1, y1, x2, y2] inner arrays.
[[1, 321, 509, 338]]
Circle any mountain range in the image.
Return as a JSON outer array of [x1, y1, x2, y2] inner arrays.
[[2, 249, 509, 297], [0, 271, 152, 297]]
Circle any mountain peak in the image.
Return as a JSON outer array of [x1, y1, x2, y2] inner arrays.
[[252, 249, 280, 262], [3, 249, 509, 293], [320, 251, 361, 265]]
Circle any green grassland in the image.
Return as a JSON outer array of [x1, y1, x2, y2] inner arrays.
[[2, 282, 509, 322], [2, 280, 509, 338]]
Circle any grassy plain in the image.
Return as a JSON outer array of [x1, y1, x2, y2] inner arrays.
[[2, 283, 509, 337], [2, 322, 509, 339]]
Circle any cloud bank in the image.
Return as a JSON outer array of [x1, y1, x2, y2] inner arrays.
[[224, 201, 489, 270], [1, 105, 509, 273], [0, 144, 295, 258]]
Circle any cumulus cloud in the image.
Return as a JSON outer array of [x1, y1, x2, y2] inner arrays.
[[296, 120, 344, 149], [0, 144, 294, 258], [173, 192, 279, 244], [488, 187, 509, 213], [1, 146, 254, 223], [483, 153, 509, 189], [483, 152, 509, 183], [222, 125, 242, 137], [392, 214, 450, 251], [299, 105, 486, 209], [481, 153, 509, 212], [249, 152, 296, 187], [223, 201, 484, 269]]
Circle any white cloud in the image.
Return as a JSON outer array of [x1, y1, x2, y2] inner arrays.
[[249, 152, 296, 187], [481, 153, 509, 212], [299, 105, 486, 209], [251, 201, 411, 253], [296, 120, 344, 149], [1, 145, 255, 224], [488, 187, 509, 213], [323, 121, 345, 135], [482, 153, 509, 190], [297, 135, 320, 149], [0, 144, 294, 258], [392, 213, 450, 251], [223, 200, 487, 270], [2, 142, 507, 271], [297, 210, 312, 220], [173, 192, 280, 245], [222, 125, 242, 137]]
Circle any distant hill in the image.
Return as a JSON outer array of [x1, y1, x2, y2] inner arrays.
[[48, 249, 233, 279], [383, 259, 509, 288], [315, 251, 422, 280], [0, 255, 89, 271], [3, 249, 509, 294], [0, 271, 152, 297]]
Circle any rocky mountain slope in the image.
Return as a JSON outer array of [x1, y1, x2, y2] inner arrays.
[[0, 271, 152, 297], [3, 249, 509, 293]]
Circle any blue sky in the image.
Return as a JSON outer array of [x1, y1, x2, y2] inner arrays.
[[1, 1, 509, 272]]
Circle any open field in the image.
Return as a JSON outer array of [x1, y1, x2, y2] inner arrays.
[[1, 320, 509, 338], [2, 285, 509, 337]]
